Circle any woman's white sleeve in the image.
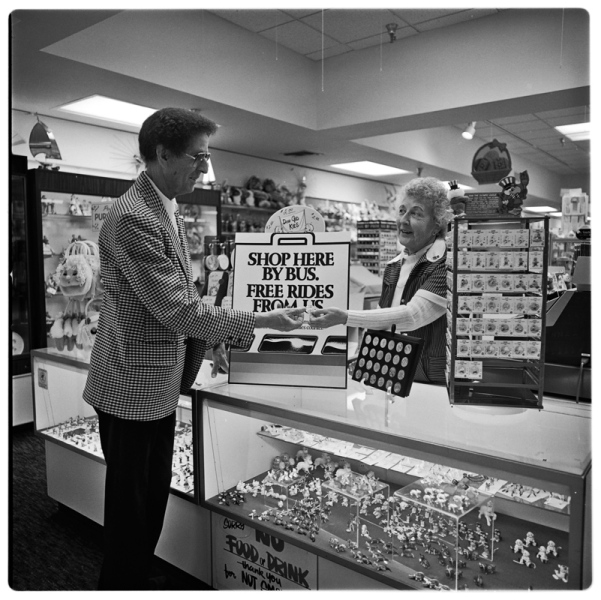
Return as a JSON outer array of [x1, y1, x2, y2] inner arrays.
[[346, 291, 446, 331]]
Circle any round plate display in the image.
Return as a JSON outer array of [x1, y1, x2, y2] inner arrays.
[[381, 365, 388, 375], [398, 370, 405, 380], [389, 366, 397, 378], [396, 342, 404, 353], [362, 346, 369, 356], [392, 355, 400, 365], [366, 360, 373, 370], [205, 254, 219, 271], [388, 340, 395, 351], [12, 331, 24, 355], [369, 374, 376, 385], [377, 350, 383, 360], [358, 358, 365, 367], [373, 362, 380, 373], [393, 382, 402, 394], [404, 344, 412, 354], [380, 338, 387, 349], [369, 348, 376, 358], [378, 377, 385, 387], [373, 336, 380, 346], [355, 369, 362, 380], [401, 357, 409, 367], [365, 334, 372, 344], [385, 352, 391, 362], [218, 254, 230, 270], [265, 205, 325, 234]]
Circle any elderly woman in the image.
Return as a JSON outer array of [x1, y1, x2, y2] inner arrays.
[[310, 177, 453, 385]]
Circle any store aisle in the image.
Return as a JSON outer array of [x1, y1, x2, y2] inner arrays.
[[9, 424, 211, 591]]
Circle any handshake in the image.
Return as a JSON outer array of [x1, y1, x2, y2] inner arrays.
[[254, 306, 349, 331]]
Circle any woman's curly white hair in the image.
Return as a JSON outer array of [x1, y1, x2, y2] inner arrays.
[[396, 177, 454, 238]]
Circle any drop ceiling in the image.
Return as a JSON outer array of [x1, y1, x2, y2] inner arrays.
[[10, 8, 590, 205]]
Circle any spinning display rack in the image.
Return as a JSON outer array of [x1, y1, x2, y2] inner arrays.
[[445, 216, 549, 408]]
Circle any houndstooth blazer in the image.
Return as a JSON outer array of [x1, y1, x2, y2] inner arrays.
[[83, 171, 255, 420]]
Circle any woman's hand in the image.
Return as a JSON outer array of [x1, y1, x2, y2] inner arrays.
[[254, 307, 306, 331], [308, 307, 348, 328]]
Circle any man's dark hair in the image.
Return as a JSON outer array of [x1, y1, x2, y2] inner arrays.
[[139, 107, 218, 163]]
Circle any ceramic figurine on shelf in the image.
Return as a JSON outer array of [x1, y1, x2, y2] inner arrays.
[[553, 565, 568, 583], [478, 500, 497, 526], [514, 549, 536, 568], [537, 546, 549, 563], [546, 540, 560, 557], [511, 539, 525, 554], [524, 531, 537, 547]]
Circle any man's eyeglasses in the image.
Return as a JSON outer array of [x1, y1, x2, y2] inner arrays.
[[183, 151, 211, 164]]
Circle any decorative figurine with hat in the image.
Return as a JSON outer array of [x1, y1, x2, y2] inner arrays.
[[498, 171, 529, 216], [448, 180, 467, 216]]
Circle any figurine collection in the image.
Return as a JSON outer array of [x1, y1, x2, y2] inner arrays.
[[225, 437, 569, 590]]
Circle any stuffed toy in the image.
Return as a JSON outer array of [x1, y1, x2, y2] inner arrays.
[[448, 180, 468, 216], [246, 176, 263, 191]]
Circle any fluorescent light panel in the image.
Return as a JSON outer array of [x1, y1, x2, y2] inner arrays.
[[523, 206, 557, 213], [57, 95, 156, 127], [549, 212, 562, 218], [331, 161, 410, 176], [555, 122, 590, 141]]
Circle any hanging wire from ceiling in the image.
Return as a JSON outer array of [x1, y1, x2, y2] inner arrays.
[[380, 13, 383, 72], [321, 9, 325, 92], [275, 12, 279, 61], [559, 8, 565, 68]]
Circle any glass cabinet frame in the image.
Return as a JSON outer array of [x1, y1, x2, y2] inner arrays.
[[195, 380, 591, 590], [31, 349, 197, 503]]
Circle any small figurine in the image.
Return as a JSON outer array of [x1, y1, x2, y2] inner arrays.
[[478, 500, 497, 526], [553, 565, 568, 583], [514, 549, 536, 568], [511, 539, 525, 553], [546, 540, 560, 557], [536, 546, 549, 563], [524, 531, 537, 547], [473, 574, 484, 588]]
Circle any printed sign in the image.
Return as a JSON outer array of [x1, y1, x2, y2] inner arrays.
[[230, 231, 350, 388], [465, 192, 501, 218], [212, 515, 317, 591], [90, 199, 116, 232]]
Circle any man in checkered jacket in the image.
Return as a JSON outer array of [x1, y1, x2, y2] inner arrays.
[[83, 108, 303, 590]]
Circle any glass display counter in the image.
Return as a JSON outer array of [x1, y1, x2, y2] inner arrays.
[[196, 379, 591, 590], [31, 349, 196, 501]]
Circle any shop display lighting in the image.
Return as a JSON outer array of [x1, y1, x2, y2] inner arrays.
[[554, 122, 590, 142], [57, 95, 156, 128], [331, 161, 410, 177], [462, 122, 477, 140], [522, 206, 557, 213]]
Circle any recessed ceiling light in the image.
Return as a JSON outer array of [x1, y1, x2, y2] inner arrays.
[[523, 206, 557, 213], [555, 122, 590, 141], [331, 161, 411, 176], [57, 95, 156, 127]]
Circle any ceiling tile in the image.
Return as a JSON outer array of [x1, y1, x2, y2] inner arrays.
[[389, 9, 465, 26], [281, 9, 322, 19], [301, 9, 397, 44], [535, 106, 590, 120], [305, 44, 353, 61], [491, 115, 539, 126], [211, 10, 293, 33], [413, 9, 498, 32], [347, 27, 417, 51], [260, 20, 339, 55]]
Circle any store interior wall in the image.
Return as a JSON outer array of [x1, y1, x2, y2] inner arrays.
[[11, 111, 392, 207]]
